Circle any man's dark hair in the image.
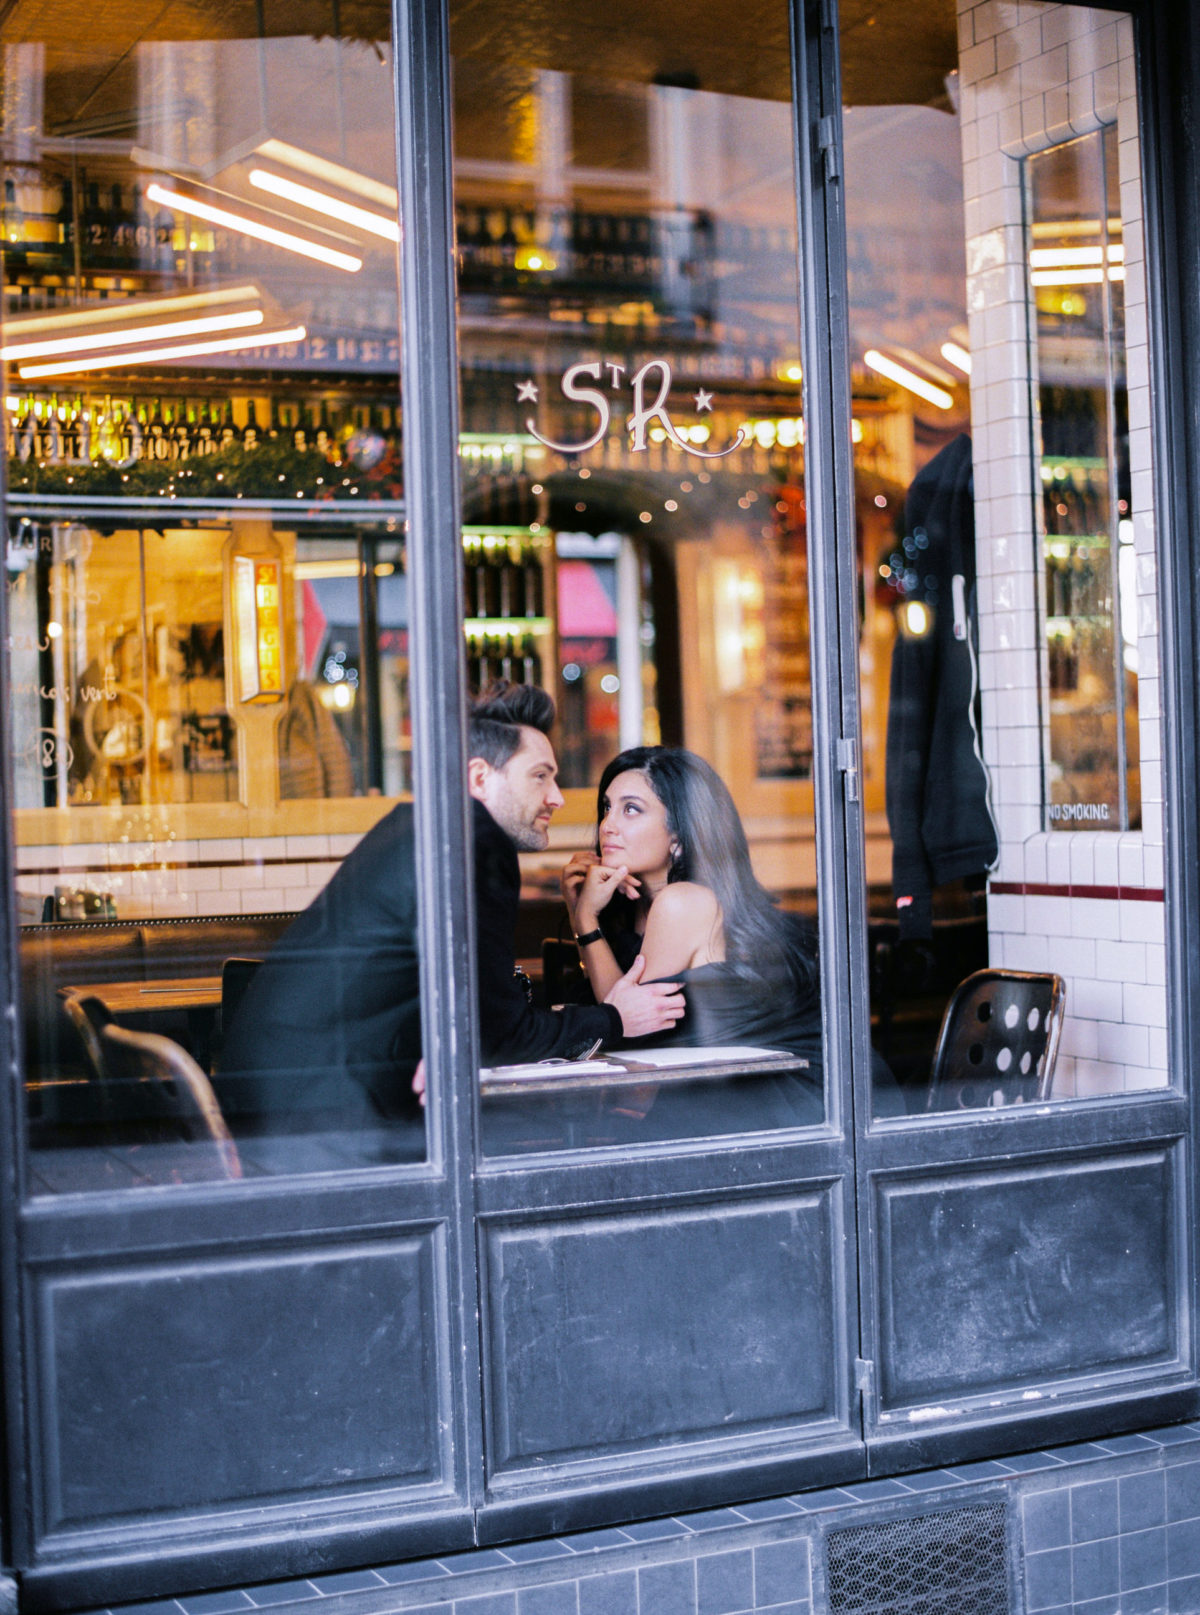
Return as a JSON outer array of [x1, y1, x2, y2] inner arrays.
[[468, 682, 556, 769]]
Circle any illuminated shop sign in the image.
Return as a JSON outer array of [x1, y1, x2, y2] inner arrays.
[[233, 555, 285, 703], [521, 358, 747, 460]]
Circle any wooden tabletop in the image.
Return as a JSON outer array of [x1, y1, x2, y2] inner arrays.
[[60, 977, 224, 1015]]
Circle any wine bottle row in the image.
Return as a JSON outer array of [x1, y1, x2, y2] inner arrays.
[[463, 533, 546, 620], [1045, 543, 1112, 620], [5, 391, 399, 466], [1042, 465, 1110, 539], [466, 630, 542, 692]]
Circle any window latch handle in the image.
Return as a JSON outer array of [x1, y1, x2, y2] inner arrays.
[[818, 114, 841, 182], [837, 737, 859, 802]]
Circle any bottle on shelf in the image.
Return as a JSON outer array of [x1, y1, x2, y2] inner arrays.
[[519, 632, 541, 687], [522, 542, 544, 617], [218, 399, 238, 448], [465, 630, 486, 692], [497, 537, 523, 617]]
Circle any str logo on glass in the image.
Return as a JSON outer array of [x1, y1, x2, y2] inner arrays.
[[519, 359, 747, 460]]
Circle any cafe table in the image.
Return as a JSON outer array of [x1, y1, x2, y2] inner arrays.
[[479, 1044, 806, 1096]]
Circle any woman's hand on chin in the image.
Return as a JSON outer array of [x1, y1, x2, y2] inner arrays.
[[560, 849, 599, 921], [579, 859, 634, 919]]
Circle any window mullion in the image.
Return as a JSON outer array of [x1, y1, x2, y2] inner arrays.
[[393, 0, 487, 1513]]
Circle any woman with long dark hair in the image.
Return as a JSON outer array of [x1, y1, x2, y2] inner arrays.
[[561, 746, 824, 1123]]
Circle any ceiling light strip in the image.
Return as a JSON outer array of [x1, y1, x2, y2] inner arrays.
[[3, 283, 265, 338], [145, 184, 362, 273], [940, 341, 972, 375], [18, 324, 308, 380], [863, 349, 954, 410], [3, 309, 265, 362], [256, 139, 399, 210], [248, 170, 399, 241]]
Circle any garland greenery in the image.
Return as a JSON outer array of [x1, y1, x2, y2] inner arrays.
[[6, 436, 404, 502]]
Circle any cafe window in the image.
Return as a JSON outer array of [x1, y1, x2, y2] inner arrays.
[[448, 1, 833, 1157], [847, 0, 1169, 1117], [4, 0, 429, 1190]]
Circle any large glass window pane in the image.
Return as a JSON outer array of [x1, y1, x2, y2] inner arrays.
[[4, 1, 427, 1188], [449, 4, 836, 1154], [842, 0, 1166, 1116]]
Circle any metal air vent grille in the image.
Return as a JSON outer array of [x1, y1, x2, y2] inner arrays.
[[826, 1502, 1008, 1615]]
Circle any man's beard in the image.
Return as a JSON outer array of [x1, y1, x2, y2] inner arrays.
[[508, 820, 549, 852], [488, 799, 549, 851]]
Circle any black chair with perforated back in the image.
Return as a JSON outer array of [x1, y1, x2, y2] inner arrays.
[[99, 1022, 242, 1178], [926, 968, 1066, 1113]]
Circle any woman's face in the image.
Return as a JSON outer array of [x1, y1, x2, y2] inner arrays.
[[598, 769, 674, 882]]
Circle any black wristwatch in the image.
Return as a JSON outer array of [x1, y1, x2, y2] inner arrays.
[[574, 928, 604, 947]]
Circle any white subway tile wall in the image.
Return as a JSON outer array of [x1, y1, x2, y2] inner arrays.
[[960, 0, 1166, 1096], [14, 834, 352, 924]]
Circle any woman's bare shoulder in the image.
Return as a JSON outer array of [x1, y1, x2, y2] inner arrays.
[[652, 880, 721, 922]]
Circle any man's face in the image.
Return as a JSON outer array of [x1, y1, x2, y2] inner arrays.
[[470, 727, 565, 851]]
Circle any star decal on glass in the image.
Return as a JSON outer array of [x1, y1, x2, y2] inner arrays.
[[517, 379, 539, 403], [693, 388, 714, 413]]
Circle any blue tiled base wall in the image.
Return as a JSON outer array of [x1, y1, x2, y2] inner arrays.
[[85, 1423, 1200, 1615]]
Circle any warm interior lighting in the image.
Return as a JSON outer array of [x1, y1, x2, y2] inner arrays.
[[940, 341, 972, 375], [248, 170, 399, 241], [18, 324, 307, 380], [1029, 245, 1124, 268], [1030, 216, 1122, 239], [863, 350, 954, 410], [1, 284, 265, 339], [1029, 243, 1124, 286], [294, 559, 363, 580], [903, 600, 931, 637], [513, 246, 557, 272], [145, 184, 362, 272], [1030, 267, 1124, 286], [233, 556, 285, 703], [3, 309, 264, 362], [255, 139, 399, 210]]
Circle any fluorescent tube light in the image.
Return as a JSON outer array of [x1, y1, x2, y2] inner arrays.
[[145, 183, 362, 272], [1030, 267, 1124, 286], [863, 350, 954, 410], [940, 341, 972, 375], [248, 170, 399, 241], [2, 284, 265, 338], [1029, 245, 1124, 269], [18, 323, 307, 379], [3, 309, 264, 362], [255, 139, 399, 210]]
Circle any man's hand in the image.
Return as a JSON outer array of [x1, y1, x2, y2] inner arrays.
[[604, 953, 686, 1038]]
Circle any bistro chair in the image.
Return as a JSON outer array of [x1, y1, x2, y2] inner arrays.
[[59, 992, 114, 1084], [926, 968, 1066, 1113], [99, 1023, 242, 1178]]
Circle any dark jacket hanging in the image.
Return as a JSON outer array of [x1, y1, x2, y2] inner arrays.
[[885, 432, 998, 940]]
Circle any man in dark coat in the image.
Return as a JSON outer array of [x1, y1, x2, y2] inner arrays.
[[219, 684, 683, 1131]]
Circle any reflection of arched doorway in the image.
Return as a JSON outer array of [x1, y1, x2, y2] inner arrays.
[[546, 468, 706, 782]]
